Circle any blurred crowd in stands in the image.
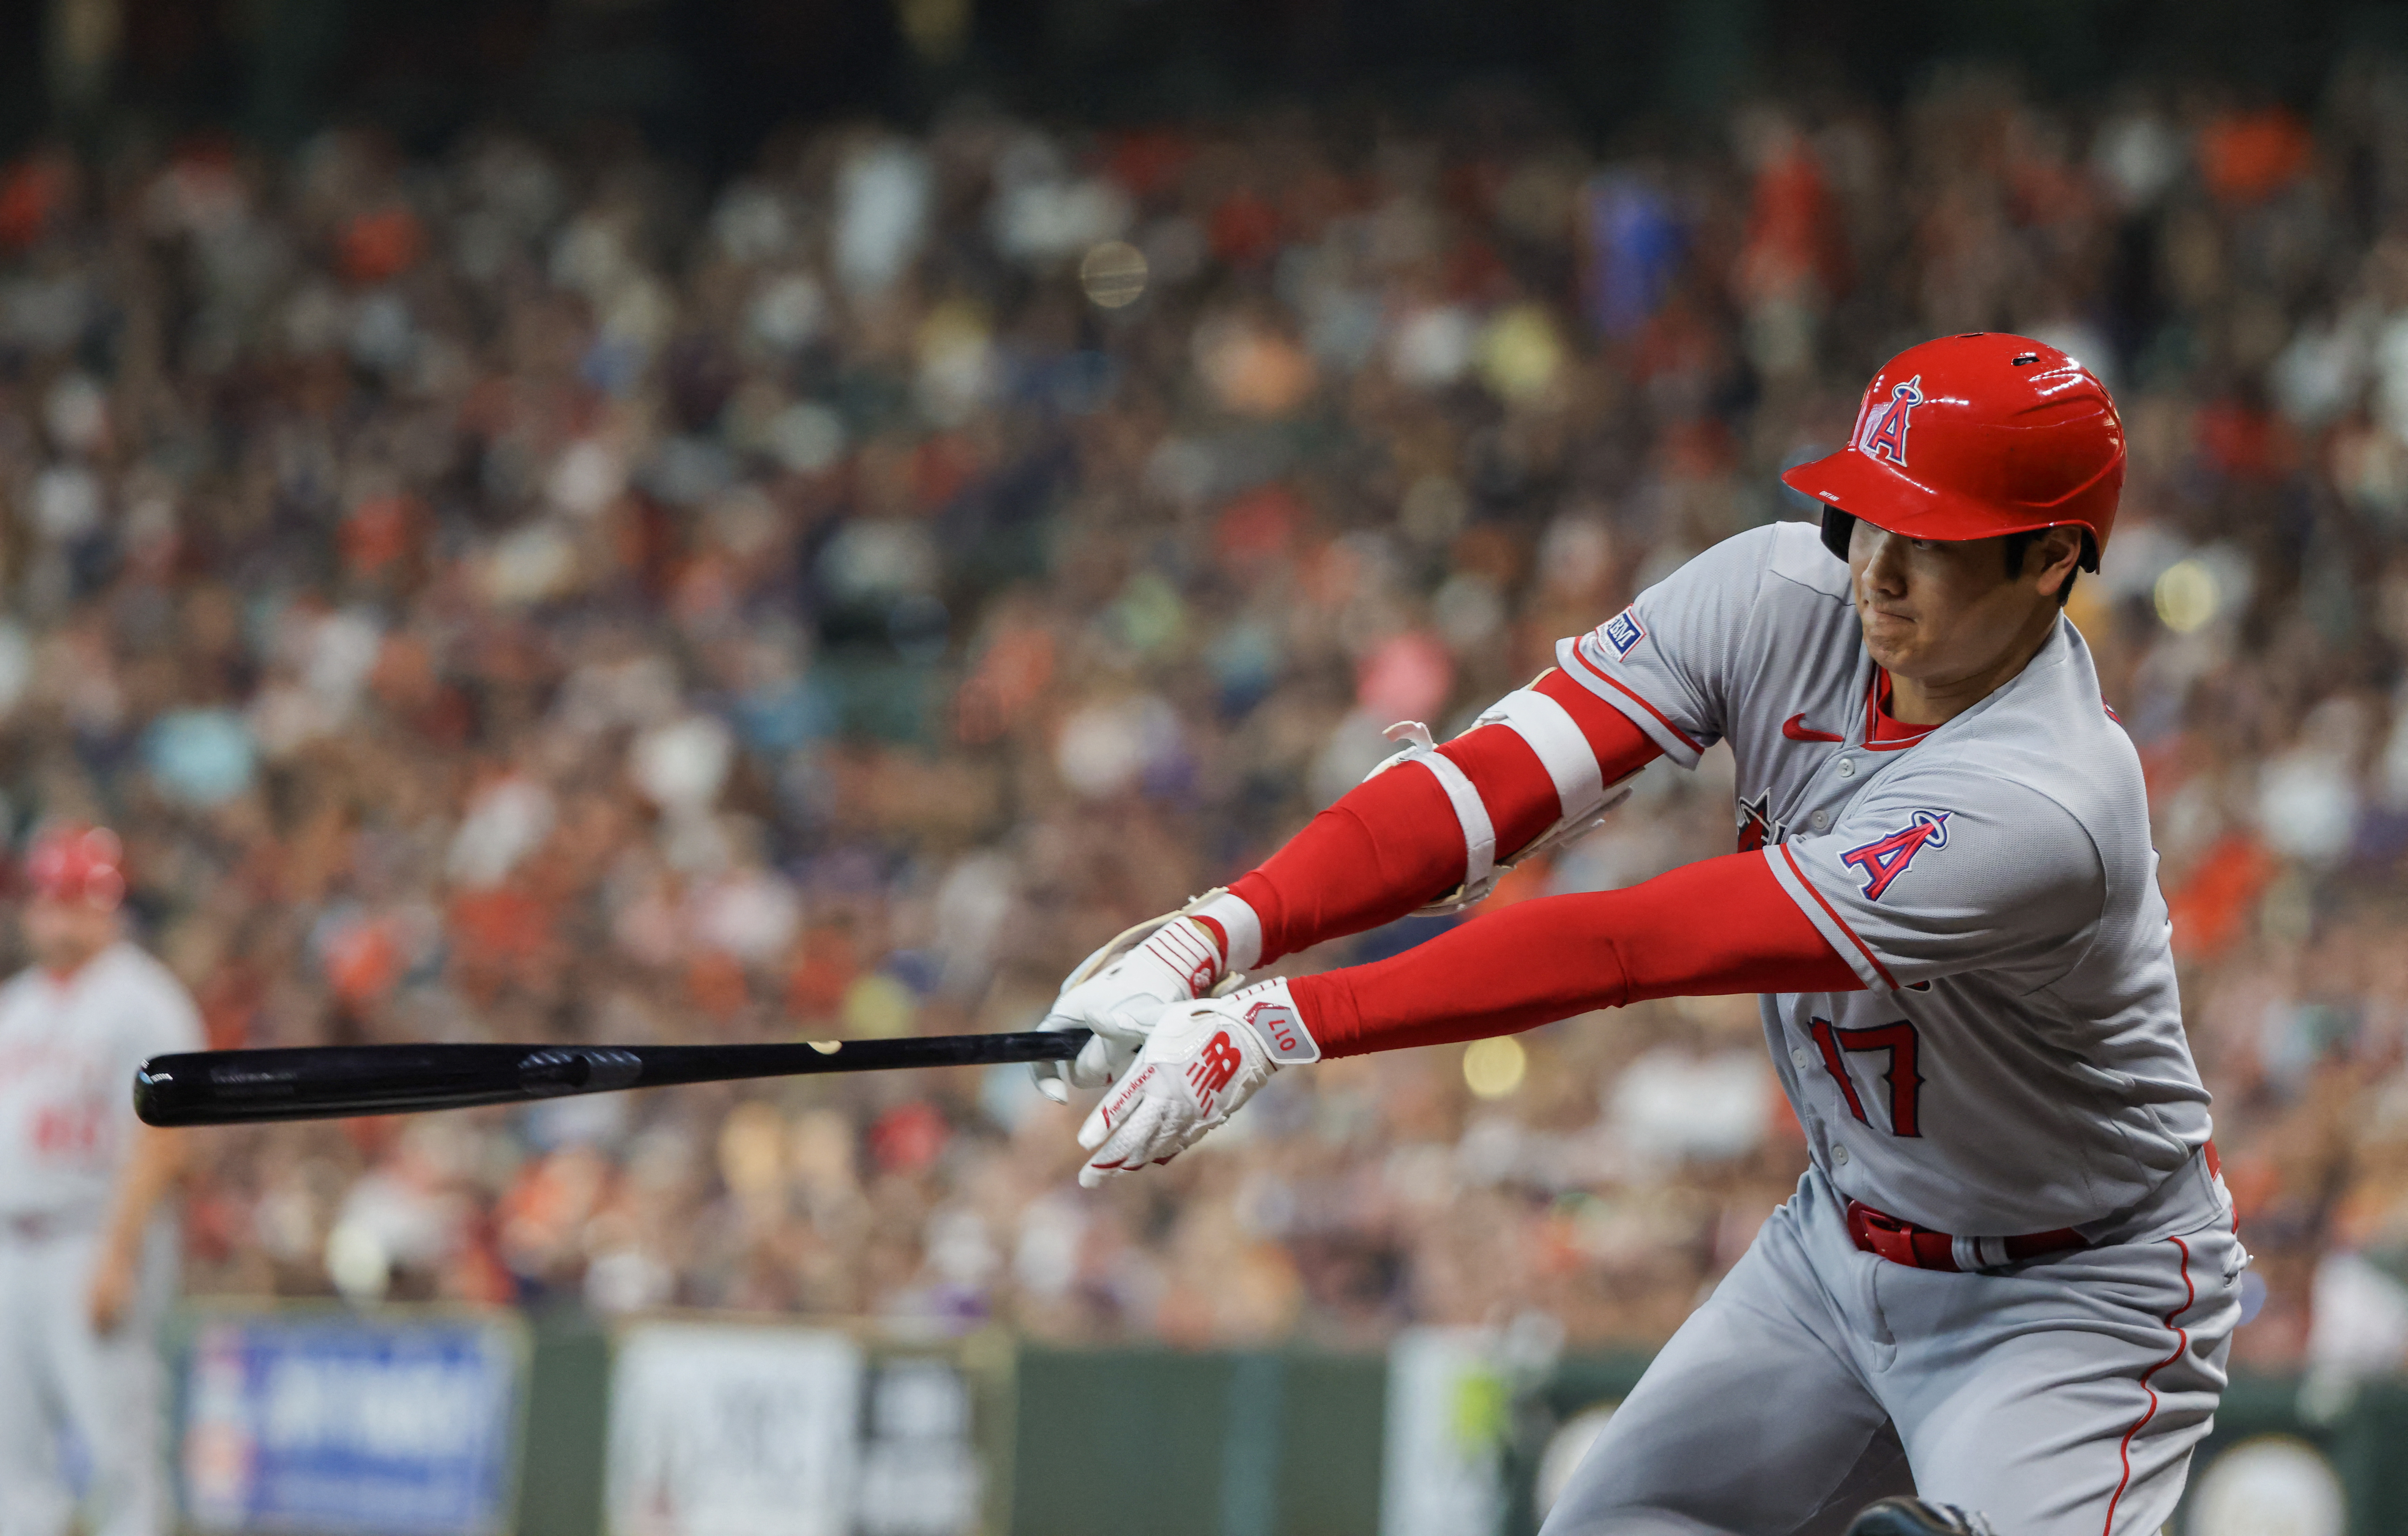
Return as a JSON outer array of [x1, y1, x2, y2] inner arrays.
[[3, 58, 2408, 1369]]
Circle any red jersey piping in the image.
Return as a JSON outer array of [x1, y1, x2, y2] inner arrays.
[[1776, 844, 1900, 990], [1568, 644, 1705, 754], [1863, 673, 1938, 753], [2101, 1236, 2195, 1535]]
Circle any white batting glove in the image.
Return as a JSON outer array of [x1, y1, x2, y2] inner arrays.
[[1075, 979, 1320, 1187], [1032, 916, 1231, 1104]]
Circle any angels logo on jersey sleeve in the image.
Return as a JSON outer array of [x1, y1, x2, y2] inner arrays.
[[1840, 810, 1950, 899]]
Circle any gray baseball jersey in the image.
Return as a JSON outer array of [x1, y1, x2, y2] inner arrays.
[[0, 941, 203, 1220], [1556, 519, 2210, 1237], [1537, 520, 2237, 1534]]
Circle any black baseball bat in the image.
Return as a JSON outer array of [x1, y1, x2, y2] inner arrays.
[[133, 1030, 1094, 1127]]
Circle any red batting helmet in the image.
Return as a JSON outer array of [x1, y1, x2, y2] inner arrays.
[[1781, 333, 2125, 572], [25, 824, 125, 911]]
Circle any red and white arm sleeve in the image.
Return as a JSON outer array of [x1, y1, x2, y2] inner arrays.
[[1287, 852, 1866, 1056], [1195, 671, 1662, 970]]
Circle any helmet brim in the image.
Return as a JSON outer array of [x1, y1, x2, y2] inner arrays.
[[1781, 449, 2102, 571]]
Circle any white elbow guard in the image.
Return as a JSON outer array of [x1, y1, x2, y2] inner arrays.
[[1364, 686, 1636, 916], [1365, 720, 1499, 903]]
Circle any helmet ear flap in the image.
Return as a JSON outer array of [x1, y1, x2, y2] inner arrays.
[[1819, 506, 1856, 562]]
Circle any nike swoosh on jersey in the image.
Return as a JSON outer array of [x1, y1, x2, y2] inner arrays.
[[1783, 713, 1844, 743]]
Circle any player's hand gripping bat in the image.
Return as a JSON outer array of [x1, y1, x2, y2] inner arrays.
[[133, 1030, 1094, 1126]]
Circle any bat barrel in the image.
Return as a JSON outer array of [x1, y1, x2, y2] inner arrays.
[[136, 1044, 553, 1125], [134, 1030, 1093, 1126]]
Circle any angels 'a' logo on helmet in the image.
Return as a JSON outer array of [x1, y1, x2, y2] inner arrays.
[[1858, 375, 1924, 467]]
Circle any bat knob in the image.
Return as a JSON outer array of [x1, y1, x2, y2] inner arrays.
[[133, 1061, 173, 1126]]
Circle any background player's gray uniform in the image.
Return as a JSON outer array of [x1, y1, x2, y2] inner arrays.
[[0, 942, 202, 1536], [1539, 522, 2243, 1535]]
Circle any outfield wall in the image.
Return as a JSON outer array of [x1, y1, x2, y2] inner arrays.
[[164, 1303, 2379, 1536]]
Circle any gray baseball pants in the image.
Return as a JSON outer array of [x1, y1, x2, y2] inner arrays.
[[0, 1221, 177, 1536], [1542, 1153, 2243, 1536]]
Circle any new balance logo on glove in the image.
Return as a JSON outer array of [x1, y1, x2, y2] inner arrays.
[[1183, 1032, 1244, 1111], [1076, 979, 1319, 1187]]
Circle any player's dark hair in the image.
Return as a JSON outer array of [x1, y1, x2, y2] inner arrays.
[[2004, 529, 2080, 608], [1819, 507, 1856, 562]]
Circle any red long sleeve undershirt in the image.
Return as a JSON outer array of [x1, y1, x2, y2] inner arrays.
[[1215, 668, 1864, 1055], [1228, 670, 1652, 963], [1291, 855, 1865, 1056]]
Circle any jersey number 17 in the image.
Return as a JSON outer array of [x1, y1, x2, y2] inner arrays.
[[1807, 1018, 1924, 1138]]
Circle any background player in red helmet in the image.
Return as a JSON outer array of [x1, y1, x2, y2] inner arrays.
[[0, 826, 203, 1536], [1042, 335, 2239, 1533]]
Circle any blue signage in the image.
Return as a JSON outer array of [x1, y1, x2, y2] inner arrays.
[[179, 1313, 522, 1536]]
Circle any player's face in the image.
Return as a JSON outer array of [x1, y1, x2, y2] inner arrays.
[[23, 896, 119, 974], [1846, 521, 2080, 685]]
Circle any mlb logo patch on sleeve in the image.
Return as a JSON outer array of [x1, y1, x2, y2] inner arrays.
[[1601, 608, 1647, 658]]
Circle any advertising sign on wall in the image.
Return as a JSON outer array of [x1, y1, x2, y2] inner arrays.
[[605, 1322, 865, 1536], [178, 1310, 524, 1536], [1382, 1328, 1508, 1536], [603, 1321, 988, 1536], [853, 1358, 984, 1536]]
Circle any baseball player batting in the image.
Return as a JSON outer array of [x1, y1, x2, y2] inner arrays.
[[0, 826, 201, 1536], [1036, 334, 2240, 1536]]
